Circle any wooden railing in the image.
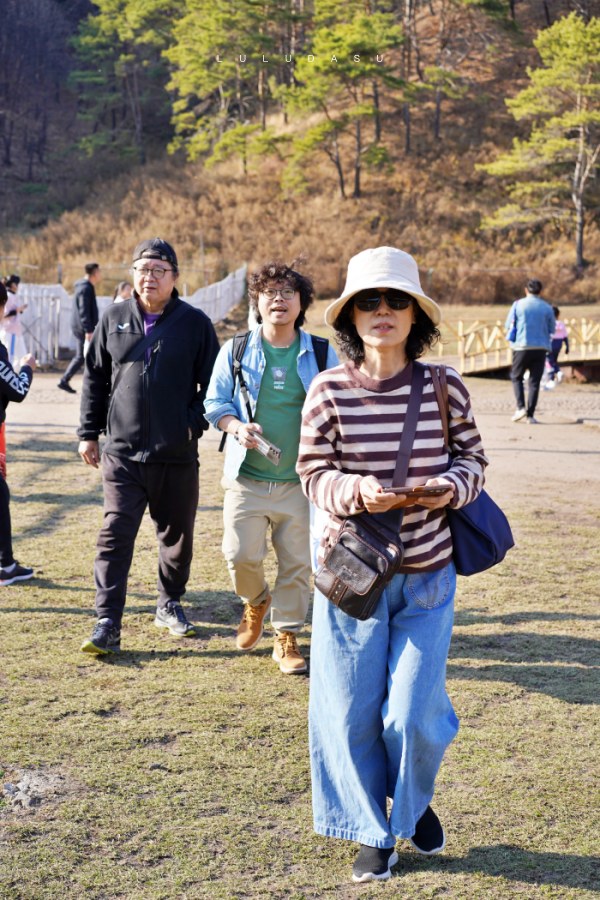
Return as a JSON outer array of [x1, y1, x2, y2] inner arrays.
[[436, 317, 600, 374]]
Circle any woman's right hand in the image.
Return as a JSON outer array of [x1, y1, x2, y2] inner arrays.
[[359, 475, 408, 513]]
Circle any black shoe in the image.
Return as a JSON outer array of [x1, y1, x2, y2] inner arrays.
[[0, 561, 34, 586], [352, 845, 399, 883], [81, 618, 121, 655], [57, 381, 76, 394], [154, 601, 195, 636], [409, 806, 446, 855]]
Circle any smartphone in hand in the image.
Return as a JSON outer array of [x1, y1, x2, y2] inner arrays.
[[387, 484, 452, 496]]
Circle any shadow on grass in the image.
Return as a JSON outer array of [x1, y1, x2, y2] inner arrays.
[[450, 632, 600, 666], [394, 845, 599, 892], [0, 590, 240, 623], [455, 610, 600, 626], [447, 661, 598, 705], [94, 645, 251, 667]]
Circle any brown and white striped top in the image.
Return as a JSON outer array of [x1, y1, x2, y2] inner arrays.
[[297, 360, 488, 573]]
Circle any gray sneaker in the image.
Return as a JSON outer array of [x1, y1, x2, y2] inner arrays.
[[154, 601, 195, 636], [81, 618, 121, 655]]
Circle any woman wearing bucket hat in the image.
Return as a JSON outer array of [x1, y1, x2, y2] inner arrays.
[[297, 247, 488, 883]]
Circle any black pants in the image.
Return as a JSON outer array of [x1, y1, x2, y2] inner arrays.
[[94, 453, 199, 624], [61, 331, 85, 384], [0, 474, 13, 567], [511, 349, 546, 417]]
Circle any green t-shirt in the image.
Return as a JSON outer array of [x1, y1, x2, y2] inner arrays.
[[239, 335, 305, 482]]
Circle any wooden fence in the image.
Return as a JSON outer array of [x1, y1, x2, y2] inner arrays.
[[4, 265, 247, 366], [435, 318, 600, 374]]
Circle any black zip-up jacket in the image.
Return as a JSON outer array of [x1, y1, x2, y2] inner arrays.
[[71, 278, 99, 335], [0, 341, 33, 425], [78, 292, 220, 464]]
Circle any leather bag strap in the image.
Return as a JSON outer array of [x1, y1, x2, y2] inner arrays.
[[391, 361, 426, 484], [428, 363, 450, 452], [371, 361, 426, 533]]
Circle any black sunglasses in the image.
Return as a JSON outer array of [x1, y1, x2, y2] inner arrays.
[[353, 289, 414, 312]]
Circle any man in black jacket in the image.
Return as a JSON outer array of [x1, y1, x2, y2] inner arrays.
[[78, 239, 220, 654], [58, 262, 101, 394], [0, 281, 36, 586]]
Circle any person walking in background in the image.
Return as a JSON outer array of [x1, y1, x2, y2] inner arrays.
[[78, 238, 219, 655], [546, 306, 569, 384], [0, 275, 28, 365], [204, 260, 338, 675], [505, 278, 555, 424], [113, 281, 133, 303], [296, 246, 487, 883], [58, 262, 101, 394], [0, 281, 37, 586]]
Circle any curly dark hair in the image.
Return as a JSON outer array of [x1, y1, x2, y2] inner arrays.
[[333, 298, 441, 363], [248, 261, 314, 329], [0, 282, 7, 306]]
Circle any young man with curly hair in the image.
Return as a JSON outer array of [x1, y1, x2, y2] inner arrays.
[[204, 261, 338, 674]]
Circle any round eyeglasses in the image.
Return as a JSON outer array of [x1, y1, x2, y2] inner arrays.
[[261, 288, 296, 301], [353, 289, 414, 312], [133, 266, 173, 280]]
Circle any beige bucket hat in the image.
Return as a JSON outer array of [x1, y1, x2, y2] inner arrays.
[[324, 246, 442, 327]]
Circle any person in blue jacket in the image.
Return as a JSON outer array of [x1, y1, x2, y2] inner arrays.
[[504, 278, 555, 424], [204, 261, 338, 675]]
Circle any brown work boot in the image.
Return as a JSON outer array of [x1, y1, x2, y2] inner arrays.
[[272, 631, 307, 674], [236, 595, 271, 651]]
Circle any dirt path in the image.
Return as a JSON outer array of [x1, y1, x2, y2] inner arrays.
[[6, 371, 600, 510]]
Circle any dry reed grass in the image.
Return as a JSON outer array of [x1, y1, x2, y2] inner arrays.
[[4, 148, 598, 306]]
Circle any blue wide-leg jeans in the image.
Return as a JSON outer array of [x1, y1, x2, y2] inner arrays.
[[309, 564, 458, 849]]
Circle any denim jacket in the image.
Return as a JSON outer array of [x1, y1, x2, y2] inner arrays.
[[505, 295, 555, 351], [204, 326, 338, 481]]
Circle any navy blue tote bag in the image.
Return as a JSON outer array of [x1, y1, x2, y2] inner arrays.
[[427, 364, 514, 576]]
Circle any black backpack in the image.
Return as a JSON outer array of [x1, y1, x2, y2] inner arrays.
[[218, 330, 330, 452]]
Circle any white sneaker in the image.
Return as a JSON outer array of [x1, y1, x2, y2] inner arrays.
[[556, 371, 564, 383], [544, 380, 556, 390], [511, 408, 526, 422]]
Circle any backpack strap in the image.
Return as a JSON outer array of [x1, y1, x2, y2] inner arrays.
[[218, 330, 252, 452], [310, 334, 329, 372]]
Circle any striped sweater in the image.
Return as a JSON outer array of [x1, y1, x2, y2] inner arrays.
[[297, 360, 488, 573]]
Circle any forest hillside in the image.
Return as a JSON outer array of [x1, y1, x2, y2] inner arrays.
[[1, 0, 598, 305]]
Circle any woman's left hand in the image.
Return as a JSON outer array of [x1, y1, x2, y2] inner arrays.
[[359, 475, 455, 512], [414, 478, 455, 509]]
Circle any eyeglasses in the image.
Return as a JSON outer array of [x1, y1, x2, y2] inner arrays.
[[353, 289, 414, 312], [261, 288, 296, 301], [133, 266, 173, 280]]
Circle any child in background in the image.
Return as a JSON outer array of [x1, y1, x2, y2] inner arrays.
[[0, 275, 28, 365], [113, 281, 133, 303], [547, 307, 569, 384]]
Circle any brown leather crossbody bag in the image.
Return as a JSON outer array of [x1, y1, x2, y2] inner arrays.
[[314, 364, 425, 620]]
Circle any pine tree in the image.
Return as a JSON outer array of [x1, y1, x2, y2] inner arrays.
[[479, 12, 600, 271], [284, 10, 404, 198], [71, 0, 183, 164], [167, 0, 305, 162]]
